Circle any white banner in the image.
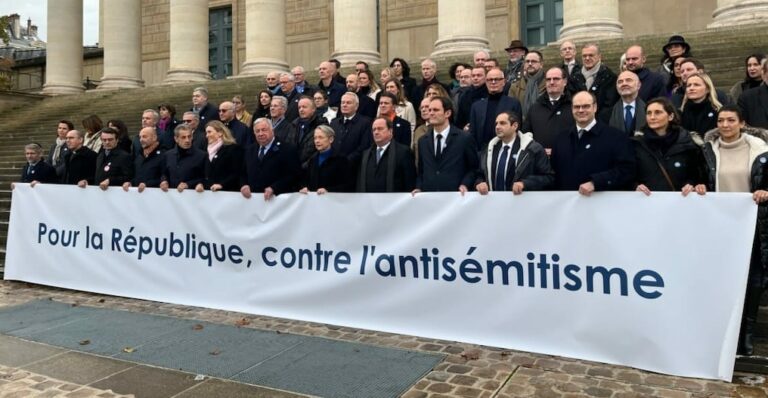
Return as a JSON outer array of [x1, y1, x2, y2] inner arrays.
[[4, 184, 758, 380]]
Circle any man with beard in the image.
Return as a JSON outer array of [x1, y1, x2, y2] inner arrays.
[[509, 51, 546, 116], [504, 40, 528, 84], [123, 127, 166, 192]]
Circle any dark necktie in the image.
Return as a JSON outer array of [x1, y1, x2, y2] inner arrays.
[[495, 145, 510, 191], [578, 129, 587, 139], [258, 147, 266, 160], [435, 134, 443, 159], [376, 147, 384, 164], [624, 105, 634, 135]]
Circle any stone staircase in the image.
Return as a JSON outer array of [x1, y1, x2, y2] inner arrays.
[[0, 24, 766, 276]]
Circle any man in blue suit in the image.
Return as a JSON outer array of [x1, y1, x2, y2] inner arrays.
[[413, 97, 479, 194], [550, 91, 635, 195], [240, 118, 301, 201], [469, 68, 522, 150]]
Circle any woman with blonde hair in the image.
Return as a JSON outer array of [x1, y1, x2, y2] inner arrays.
[[232, 95, 253, 126], [680, 73, 722, 134], [195, 120, 243, 192], [358, 70, 381, 101], [383, 78, 416, 131]]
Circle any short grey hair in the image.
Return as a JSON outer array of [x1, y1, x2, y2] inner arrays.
[[272, 96, 288, 109], [193, 86, 209, 98], [143, 109, 160, 122], [315, 124, 335, 139], [24, 143, 43, 153], [280, 72, 295, 82]]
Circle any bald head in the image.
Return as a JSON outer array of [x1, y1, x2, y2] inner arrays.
[[218, 101, 235, 122], [625, 45, 646, 71], [616, 71, 641, 100]]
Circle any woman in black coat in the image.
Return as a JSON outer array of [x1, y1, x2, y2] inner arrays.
[[633, 97, 706, 195], [680, 73, 722, 135], [195, 120, 243, 192], [730, 53, 766, 102], [299, 125, 350, 194]]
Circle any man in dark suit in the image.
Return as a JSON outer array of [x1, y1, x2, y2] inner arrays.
[[61, 129, 97, 186], [410, 59, 451, 116], [469, 68, 522, 150], [414, 96, 479, 194], [317, 61, 346, 109], [738, 61, 768, 129], [475, 112, 553, 194], [48, 120, 73, 178], [330, 92, 371, 164], [218, 101, 253, 147], [345, 73, 377, 119], [123, 127, 165, 192], [378, 92, 411, 147], [551, 91, 635, 195], [240, 118, 301, 200], [624, 46, 666, 102], [277, 72, 301, 122], [160, 125, 206, 192], [191, 87, 219, 127], [357, 117, 416, 193], [608, 71, 646, 135], [292, 96, 325, 166], [21, 143, 57, 184], [569, 44, 619, 122], [523, 67, 575, 153], [269, 96, 297, 146], [94, 128, 133, 190]]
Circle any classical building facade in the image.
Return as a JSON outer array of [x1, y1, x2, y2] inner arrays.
[[32, 0, 768, 94]]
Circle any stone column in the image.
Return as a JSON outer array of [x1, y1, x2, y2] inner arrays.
[[239, 0, 288, 76], [559, 0, 623, 42], [165, 0, 211, 82], [431, 1, 489, 57], [709, 0, 768, 27], [99, 0, 144, 89], [330, 0, 380, 66], [43, 0, 84, 95]]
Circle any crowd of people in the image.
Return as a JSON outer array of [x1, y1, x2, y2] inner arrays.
[[16, 35, 768, 356]]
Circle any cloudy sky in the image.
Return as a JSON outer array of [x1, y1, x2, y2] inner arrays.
[[0, 0, 100, 45]]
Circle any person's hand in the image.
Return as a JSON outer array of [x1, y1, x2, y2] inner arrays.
[[240, 185, 252, 199], [177, 182, 188, 193], [458, 185, 468, 196], [210, 184, 223, 192], [411, 189, 421, 196], [636, 184, 651, 196], [99, 178, 110, 191], [159, 181, 169, 192], [299, 187, 309, 194], [475, 182, 489, 195], [694, 184, 707, 195], [122, 182, 131, 192], [545, 148, 552, 157], [754, 190, 768, 204], [317, 188, 328, 195], [512, 181, 525, 195], [195, 183, 205, 193], [77, 180, 88, 188], [681, 184, 693, 197], [138, 183, 147, 193], [578, 181, 595, 196], [264, 187, 275, 201]]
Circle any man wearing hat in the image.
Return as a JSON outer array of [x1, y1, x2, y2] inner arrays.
[[504, 40, 529, 84], [658, 35, 691, 85]]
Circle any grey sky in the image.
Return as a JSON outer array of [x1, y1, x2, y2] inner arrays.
[[0, 0, 99, 46]]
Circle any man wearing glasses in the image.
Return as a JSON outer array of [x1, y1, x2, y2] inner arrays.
[[469, 68, 522, 150], [508, 51, 546, 116], [550, 91, 634, 195], [522, 67, 575, 154]]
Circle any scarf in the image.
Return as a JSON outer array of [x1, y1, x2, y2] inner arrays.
[[207, 139, 223, 161], [523, 69, 544, 116], [52, 137, 66, 165], [581, 62, 601, 89]]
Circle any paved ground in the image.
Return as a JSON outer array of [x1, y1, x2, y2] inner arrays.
[[1, 280, 767, 398]]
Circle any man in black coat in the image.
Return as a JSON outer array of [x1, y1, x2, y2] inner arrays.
[[414, 97, 479, 193], [61, 129, 97, 186], [191, 86, 219, 127], [277, 72, 301, 123], [21, 143, 57, 184], [268, 96, 298, 146], [378, 92, 412, 148], [469, 68, 523, 150], [475, 112, 554, 194], [123, 127, 165, 192], [94, 128, 133, 190], [410, 58, 451, 117], [551, 91, 635, 194], [240, 118, 301, 200], [625, 46, 666, 102], [317, 61, 346, 109], [48, 120, 73, 178], [160, 125, 206, 192], [218, 101, 253, 147], [456, 67, 488, 129], [569, 44, 618, 122], [608, 71, 647, 135], [330, 92, 372, 164], [292, 96, 326, 166], [345, 73, 377, 119], [357, 117, 416, 193], [738, 62, 768, 129], [522, 67, 575, 153]]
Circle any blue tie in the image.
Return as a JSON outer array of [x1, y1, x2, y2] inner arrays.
[[624, 105, 634, 134], [495, 145, 510, 191]]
